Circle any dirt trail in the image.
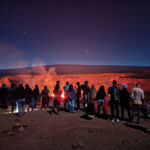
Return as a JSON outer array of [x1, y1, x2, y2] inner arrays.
[[0, 108, 150, 150]]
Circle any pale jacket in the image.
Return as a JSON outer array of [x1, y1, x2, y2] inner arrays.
[[130, 87, 144, 105], [90, 89, 97, 100]]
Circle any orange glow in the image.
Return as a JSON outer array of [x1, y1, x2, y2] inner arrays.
[[0, 73, 150, 100], [61, 92, 65, 99]]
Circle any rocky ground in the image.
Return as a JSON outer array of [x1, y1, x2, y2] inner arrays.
[[0, 105, 150, 150]]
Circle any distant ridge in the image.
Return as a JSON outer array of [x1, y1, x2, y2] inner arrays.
[[0, 64, 150, 76]]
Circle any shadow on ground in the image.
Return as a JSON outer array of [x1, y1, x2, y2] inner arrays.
[[124, 123, 150, 135]]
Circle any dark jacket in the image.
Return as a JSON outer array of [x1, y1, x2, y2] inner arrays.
[[0, 87, 8, 99], [76, 86, 81, 97], [96, 90, 106, 100], [9, 88, 16, 104], [33, 88, 39, 98], [82, 85, 90, 96], [9, 88, 16, 99], [120, 88, 130, 105], [25, 88, 33, 104], [15, 86, 26, 99]]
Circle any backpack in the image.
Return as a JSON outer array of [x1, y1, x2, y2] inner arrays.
[[108, 86, 119, 101]]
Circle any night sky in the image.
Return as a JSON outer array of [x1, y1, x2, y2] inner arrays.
[[0, 0, 150, 69]]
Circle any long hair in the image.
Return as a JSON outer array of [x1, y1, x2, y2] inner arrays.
[[100, 85, 105, 92], [68, 84, 73, 92], [91, 84, 96, 91], [90, 84, 97, 99]]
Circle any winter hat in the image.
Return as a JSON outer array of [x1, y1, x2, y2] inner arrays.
[[122, 84, 127, 88]]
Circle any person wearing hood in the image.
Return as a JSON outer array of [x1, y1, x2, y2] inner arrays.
[[120, 84, 131, 121]]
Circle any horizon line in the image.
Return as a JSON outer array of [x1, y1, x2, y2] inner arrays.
[[0, 64, 150, 70]]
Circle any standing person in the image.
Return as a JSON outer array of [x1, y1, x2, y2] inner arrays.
[[25, 84, 33, 112], [120, 84, 131, 121], [9, 84, 16, 114], [82, 81, 90, 109], [16, 84, 26, 116], [96, 85, 106, 115], [41, 86, 50, 109], [63, 82, 69, 109], [53, 84, 62, 114], [142, 100, 150, 118], [33, 85, 39, 108], [108, 80, 120, 122], [90, 85, 97, 101], [76, 82, 81, 110], [54, 81, 60, 88], [86, 84, 97, 118], [67, 84, 76, 112], [0, 84, 8, 109], [130, 83, 144, 124]]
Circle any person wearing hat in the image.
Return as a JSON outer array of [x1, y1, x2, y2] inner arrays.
[[120, 84, 131, 121]]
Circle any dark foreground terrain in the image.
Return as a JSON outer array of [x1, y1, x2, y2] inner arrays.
[[0, 106, 150, 150]]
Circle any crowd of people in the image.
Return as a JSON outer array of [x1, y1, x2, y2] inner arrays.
[[0, 80, 149, 124], [0, 83, 40, 115]]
